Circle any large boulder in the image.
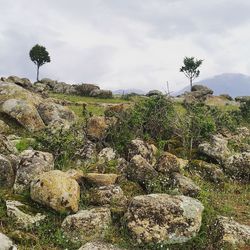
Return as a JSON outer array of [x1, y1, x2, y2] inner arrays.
[[191, 85, 213, 95], [224, 152, 250, 181], [0, 232, 17, 250], [146, 90, 163, 97], [14, 150, 54, 193], [125, 194, 204, 245], [212, 216, 250, 248], [30, 170, 80, 213], [75, 83, 100, 96], [198, 135, 231, 163], [90, 89, 113, 99], [79, 242, 124, 250], [61, 207, 111, 243], [86, 116, 108, 140], [0, 154, 15, 188], [7, 75, 32, 89]]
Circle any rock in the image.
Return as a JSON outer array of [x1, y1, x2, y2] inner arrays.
[[212, 216, 250, 248], [127, 155, 158, 188], [220, 94, 233, 101], [224, 152, 250, 181], [128, 139, 156, 164], [7, 75, 32, 89], [125, 194, 204, 244], [76, 140, 97, 161], [171, 173, 201, 198], [75, 83, 100, 96], [0, 120, 9, 134], [78, 242, 124, 250], [0, 232, 17, 250], [198, 135, 231, 163], [98, 147, 117, 162], [84, 173, 118, 186], [90, 89, 113, 99], [89, 185, 127, 207], [116, 157, 129, 174], [86, 116, 108, 140], [37, 102, 76, 127], [104, 104, 130, 117], [30, 170, 80, 213], [14, 150, 54, 193], [0, 154, 15, 188], [65, 169, 84, 184], [1, 99, 45, 132], [8, 230, 38, 245], [6, 200, 46, 228], [183, 85, 213, 104], [188, 160, 224, 183], [235, 96, 250, 103], [191, 85, 213, 95], [0, 135, 18, 155], [146, 90, 163, 97], [61, 207, 111, 243], [155, 152, 181, 175]]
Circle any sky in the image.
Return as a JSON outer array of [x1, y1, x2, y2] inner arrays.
[[1, 0, 250, 92]]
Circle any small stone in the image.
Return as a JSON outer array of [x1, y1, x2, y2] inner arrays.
[[0, 232, 17, 250], [84, 173, 118, 186]]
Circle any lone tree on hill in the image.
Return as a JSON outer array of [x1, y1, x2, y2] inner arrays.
[[180, 57, 203, 90], [29, 44, 50, 81]]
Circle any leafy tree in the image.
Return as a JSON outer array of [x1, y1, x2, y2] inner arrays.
[[180, 57, 203, 90], [29, 44, 51, 81]]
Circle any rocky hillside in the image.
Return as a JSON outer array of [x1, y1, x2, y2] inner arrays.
[[0, 78, 249, 250]]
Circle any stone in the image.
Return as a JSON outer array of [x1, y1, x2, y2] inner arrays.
[[84, 173, 118, 186], [14, 150, 54, 193], [198, 135, 231, 163], [7, 75, 32, 89], [76, 140, 97, 161], [89, 185, 127, 207], [1, 99, 45, 131], [75, 83, 100, 96], [191, 85, 213, 95], [127, 155, 158, 188], [0, 135, 18, 155], [90, 89, 113, 98], [155, 152, 181, 174], [235, 96, 250, 103], [6, 200, 46, 229], [87, 116, 108, 140], [0, 120, 9, 134], [146, 90, 163, 97], [125, 194, 204, 244], [0, 154, 15, 188], [171, 173, 201, 198], [78, 242, 124, 250], [30, 170, 80, 213], [224, 152, 250, 181], [104, 104, 130, 117], [98, 147, 117, 162], [65, 169, 84, 184], [61, 207, 111, 243], [212, 216, 250, 248], [0, 232, 17, 250]]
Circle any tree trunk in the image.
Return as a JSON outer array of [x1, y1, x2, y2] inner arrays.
[[36, 65, 40, 82], [190, 78, 193, 91]]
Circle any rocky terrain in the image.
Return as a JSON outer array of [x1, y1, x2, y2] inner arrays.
[[0, 76, 249, 250]]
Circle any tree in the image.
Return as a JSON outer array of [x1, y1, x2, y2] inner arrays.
[[180, 57, 203, 90], [29, 44, 50, 81]]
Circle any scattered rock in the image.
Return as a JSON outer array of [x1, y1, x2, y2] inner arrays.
[[0, 232, 17, 250], [7, 75, 32, 89], [224, 152, 250, 181], [212, 216, 250, 248], [155, 152, 181, 175], [30, 170, 80, 213], [86, 116, 108, 140], [198, 135, 231, 163], [0, 135, 18, 155], [125, 194, 204, 244], [98, 147, 117, 162], [89, 185, 127, 207], [61, 207, 111, 243], [0, 154, 15, 188], [84, 173, 118, 186], [0, 120, 9, 134], [78, 242, 124, 250], [14, 150, 54, 193], [76, 140, 97, 161], [6, 200, 46, 228]]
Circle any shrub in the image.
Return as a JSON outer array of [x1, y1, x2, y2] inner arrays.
[[240, 100, 250, 122]]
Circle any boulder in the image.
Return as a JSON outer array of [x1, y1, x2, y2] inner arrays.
[[146, 90, 163, 97], [127, 155, 158, 188], [76, 140, 97, 161], [0, 120, 9, 134], [0, 232, 17, 250], [0, 154, 15, 188], [89, 185, 127, 207], [84, 173, 118, 186], [6, 200, 46, 229], [61, 207, 111, 243], [125, 194, 204, 244], [86, 116, 108, 140], [104, 104, 130, 117], [171, 173, 201, 198], [30, 170, 80, 213], [98, 147, 117, 162], [14, 150, 54, 193], [65, 169, 84, 184], [155, 152, 181, 175], [224, 152, 250, 181], [1, 99, 45, 132], [78, 242, 124, 250], [90, 89, 113, 99], [7, 75, 32, 89], [75, 83, 100, 96], [212, 216, 250, 248], [191, 85, 213, 95], [198, 135, 231, 163], [235, 96, 250, 103], [0, 135, 18, 155]]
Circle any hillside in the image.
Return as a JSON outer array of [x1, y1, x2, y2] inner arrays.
[[175, 73, 250, 97]]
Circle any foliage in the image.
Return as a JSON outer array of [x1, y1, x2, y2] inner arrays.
[[34, 124, 84, 170], [240, 99, 250, 122], [180, 57, 203, 89], [29, 44, 51, 81]]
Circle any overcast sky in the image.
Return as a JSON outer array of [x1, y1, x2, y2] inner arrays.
[[1, 0, 250, 92]]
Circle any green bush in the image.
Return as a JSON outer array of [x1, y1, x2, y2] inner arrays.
[[240, 100, 250, 122]]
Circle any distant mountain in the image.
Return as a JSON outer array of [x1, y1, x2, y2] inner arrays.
[[175, 73, 250, 97], [113, 88, 146, 95]]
